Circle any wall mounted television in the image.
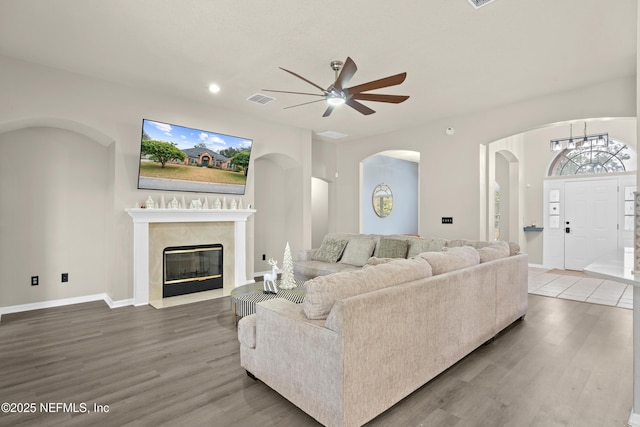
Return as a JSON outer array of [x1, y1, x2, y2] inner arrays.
[[137, 119, 252, 195]]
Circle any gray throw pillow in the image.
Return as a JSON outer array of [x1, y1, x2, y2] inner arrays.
[[407, 237, 449, 257], [339, 239, 376, 267], [312, 238, 348, 263], [376, 237, 408, 258]]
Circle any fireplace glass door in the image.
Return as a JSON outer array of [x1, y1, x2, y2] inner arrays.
[[163, 244, 223, 297]]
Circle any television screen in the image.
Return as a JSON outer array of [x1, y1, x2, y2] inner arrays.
[[137, 119, 252, 195]]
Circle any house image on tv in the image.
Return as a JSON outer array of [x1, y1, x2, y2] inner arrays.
[[182, 148, 230, 168]]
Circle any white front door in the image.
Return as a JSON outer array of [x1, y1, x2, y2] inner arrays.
[[564, 179, 618, 270]]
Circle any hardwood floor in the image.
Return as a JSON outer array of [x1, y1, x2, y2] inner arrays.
[[0, 294, 632, 426]]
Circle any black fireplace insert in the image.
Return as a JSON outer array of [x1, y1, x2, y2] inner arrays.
[[163, 244, 223, 297]]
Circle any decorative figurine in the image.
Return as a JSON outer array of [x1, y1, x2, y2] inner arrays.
[[263, 258, 279, 294], [279, 242, 296, 289]]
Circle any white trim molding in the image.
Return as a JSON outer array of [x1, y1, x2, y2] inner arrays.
[[0, 293, 132, 321]]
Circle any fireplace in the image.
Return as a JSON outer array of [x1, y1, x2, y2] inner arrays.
[[163, 244, 223, 297]]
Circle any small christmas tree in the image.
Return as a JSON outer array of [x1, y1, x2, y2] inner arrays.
[[279, 242, 296, 289]]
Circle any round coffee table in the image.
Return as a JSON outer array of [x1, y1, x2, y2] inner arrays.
[[230, 279, 306, 325]]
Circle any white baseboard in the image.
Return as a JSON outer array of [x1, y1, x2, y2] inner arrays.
[[0, 293, 134, 321], [628, 410, 640, 426], [103, 294, 134, 309], [528, 263, 546, 269]]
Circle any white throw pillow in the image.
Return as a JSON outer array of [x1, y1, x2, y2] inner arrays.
[[339, 238, 376, 267]]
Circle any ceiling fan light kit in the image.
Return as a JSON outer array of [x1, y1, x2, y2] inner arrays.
[[262, 57, 409, 117]]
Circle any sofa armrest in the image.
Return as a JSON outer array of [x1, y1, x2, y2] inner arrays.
[[297, 249, 317, 261], [237, 314, 256, 348], [245, 299, 344, 426]]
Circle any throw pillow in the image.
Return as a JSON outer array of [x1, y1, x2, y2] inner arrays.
[[407, 237, 449, 257], [339, 238, 376, 267], [312, 237, 348, 263], [376, 237, 409, 259]]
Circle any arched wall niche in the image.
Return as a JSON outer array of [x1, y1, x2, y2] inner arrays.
[[360, 149, 420, 235], [0, 123, 114, 307], [0, 117, 115, 147]]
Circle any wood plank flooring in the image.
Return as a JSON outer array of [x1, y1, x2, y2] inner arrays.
[[0, 294, 632, 426]]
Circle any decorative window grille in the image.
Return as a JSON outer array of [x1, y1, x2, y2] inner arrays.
[[548, 140, 636, 176]]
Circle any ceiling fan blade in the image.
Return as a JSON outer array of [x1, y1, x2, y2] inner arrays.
[[346, 72, 407, 95], [346, 98, 376, 115], [279, 67, 326, 93], [351, 93, 410, 104], [333, 57, 357, 91], [284, 99, 327, 109], [262, 89, 324, 97], [322, 105, 335, 117]]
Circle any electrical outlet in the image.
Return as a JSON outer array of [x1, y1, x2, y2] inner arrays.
[[442, 217, 453, 224], [31, 276, 39, 286], [262, 254, 266, 261], [61, 273, 68, 283]]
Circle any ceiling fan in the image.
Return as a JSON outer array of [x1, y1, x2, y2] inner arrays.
[[262, 57, 409, 117]]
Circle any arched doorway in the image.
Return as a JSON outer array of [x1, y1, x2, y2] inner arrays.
[[543, 138, 637, 270], [360, 150, 419, 235]]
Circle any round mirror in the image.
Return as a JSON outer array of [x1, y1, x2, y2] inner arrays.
[[372, 183, 393, 217]]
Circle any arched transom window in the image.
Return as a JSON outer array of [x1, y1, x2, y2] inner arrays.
[[549, 140, 636, 176]]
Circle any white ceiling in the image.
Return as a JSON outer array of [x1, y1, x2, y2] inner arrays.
[[0, 0, 636, 142]]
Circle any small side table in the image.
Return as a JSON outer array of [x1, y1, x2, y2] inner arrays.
[[230, 279, 306, 325]]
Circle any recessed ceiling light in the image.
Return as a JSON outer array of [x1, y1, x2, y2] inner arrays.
[[208, 83, 221, 94]]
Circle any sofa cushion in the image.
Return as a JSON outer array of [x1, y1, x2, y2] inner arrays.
[[508, 241, 521, 256], [237, 314, 257, 349], [407, 237, 449, 257], [312, 237, 348, 263], [448, 239, 519, 256], [303, 257, 432, 320], [293, 260, 359, 278], [415, 246, 480, 275], [477, 241, 511, 263], [376, 237, 409, 258], [365, 257, 396, 266], [339, 238, 376, 267]]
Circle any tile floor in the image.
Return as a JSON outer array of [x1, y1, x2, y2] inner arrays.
[[528, 267, 633, 309]]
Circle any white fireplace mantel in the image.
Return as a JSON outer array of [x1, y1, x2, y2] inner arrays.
[[126, 208, 256, 306]]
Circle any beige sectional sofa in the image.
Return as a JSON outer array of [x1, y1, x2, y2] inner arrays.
[[238, 237, 528, 427], [293, 232, 520, 279]]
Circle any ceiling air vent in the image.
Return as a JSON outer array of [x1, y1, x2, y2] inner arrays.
[[467, 0, 497, 8], [247, 93, 275, 105]]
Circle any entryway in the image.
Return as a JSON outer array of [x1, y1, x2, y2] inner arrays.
[[543, 174, 635, 270]]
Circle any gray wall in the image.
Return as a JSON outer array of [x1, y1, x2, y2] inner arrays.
[[0, 127, 108, 305]]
